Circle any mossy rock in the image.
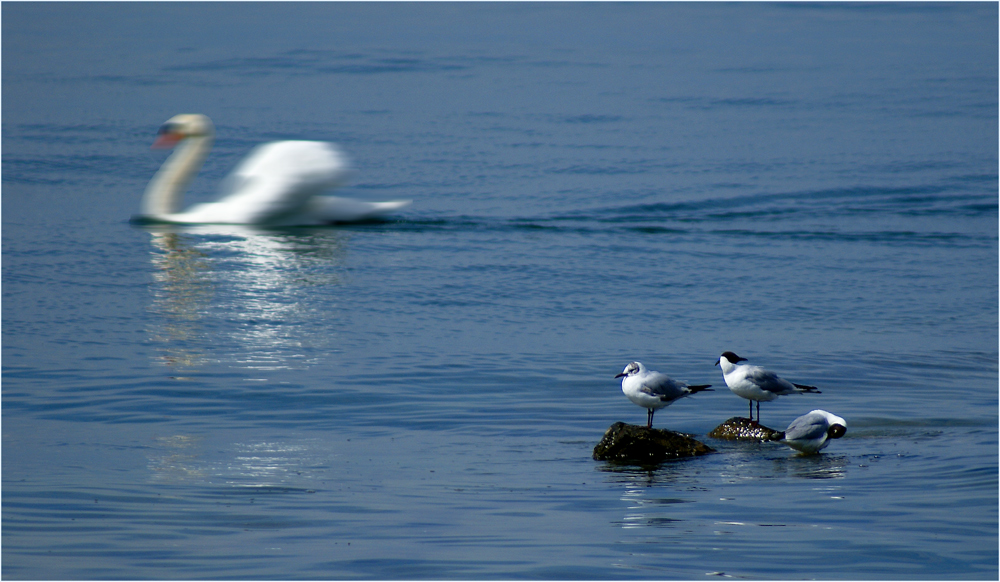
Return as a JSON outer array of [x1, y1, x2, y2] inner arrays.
[[593, 422, 715, 463], [708, 417, 783, 441]]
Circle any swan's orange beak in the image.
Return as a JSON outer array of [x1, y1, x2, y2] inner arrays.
[[152, 133, 182, 149]]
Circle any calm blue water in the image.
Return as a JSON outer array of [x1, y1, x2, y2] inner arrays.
[[3, 3, 997, 579]]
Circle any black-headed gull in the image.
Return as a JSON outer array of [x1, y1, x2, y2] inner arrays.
[[615, 361, 712, 428], [714, 351, 820, 423], [779, 410, 846, 454]]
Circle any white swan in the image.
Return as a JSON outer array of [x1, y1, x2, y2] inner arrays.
[[134, 114, 410, 226]]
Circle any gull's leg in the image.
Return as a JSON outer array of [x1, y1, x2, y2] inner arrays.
[[647, 408, 654, 428]]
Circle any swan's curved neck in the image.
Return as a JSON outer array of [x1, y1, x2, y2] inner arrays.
[[141, 135, 213, 217]]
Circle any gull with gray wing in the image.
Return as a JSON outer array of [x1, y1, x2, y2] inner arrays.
[[616, 361, 712, 428], [715, 351, 820, 423], [779, 410, 846, 454]]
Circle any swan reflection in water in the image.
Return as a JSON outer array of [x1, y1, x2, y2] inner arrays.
[[147, 231, 213, 372], [144, 225, 351, 375], [148, 433, 325, 491], [144, 225, 351, 489]]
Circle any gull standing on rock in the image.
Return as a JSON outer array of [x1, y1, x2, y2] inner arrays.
[[616, 361, 712, 428], [779, 410, 846, 454], [715, 351, 820, 423]]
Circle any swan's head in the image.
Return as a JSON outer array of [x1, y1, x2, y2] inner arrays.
[[152, 114, 215, 149]]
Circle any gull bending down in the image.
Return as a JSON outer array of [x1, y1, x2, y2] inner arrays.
[[779, 410, 846, 454]]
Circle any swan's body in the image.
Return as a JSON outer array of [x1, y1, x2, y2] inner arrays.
[[134, 114, 410, 226]]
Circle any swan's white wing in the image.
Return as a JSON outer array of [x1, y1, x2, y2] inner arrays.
[[214, 141, 353, 224], [302, 196, 412, 223]]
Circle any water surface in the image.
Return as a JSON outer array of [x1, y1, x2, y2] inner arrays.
[[3, 3, 997, 579]]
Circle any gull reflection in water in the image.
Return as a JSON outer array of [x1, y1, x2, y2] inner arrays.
[[716, 441, 849, 485], [772, 452, 849, 480], [142, 225, 350, 375], [597, 447, 849, 532], [598, 462, 701, 530]]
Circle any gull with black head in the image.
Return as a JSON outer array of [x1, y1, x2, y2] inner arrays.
[[715, 351, 820, 423]]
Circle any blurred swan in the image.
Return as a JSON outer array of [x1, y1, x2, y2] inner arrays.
[[133, 114, 410, 226]]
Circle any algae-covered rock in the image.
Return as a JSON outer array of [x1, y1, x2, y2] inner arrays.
[[708, 417, 783, 441], [593, 422, 715, 463]]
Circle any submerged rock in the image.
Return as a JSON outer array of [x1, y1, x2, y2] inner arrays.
[[708, 417, 783, 441], [593, 422, 715, 463]]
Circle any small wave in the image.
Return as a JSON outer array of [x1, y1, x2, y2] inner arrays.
[[164, 50, 470, 77]]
